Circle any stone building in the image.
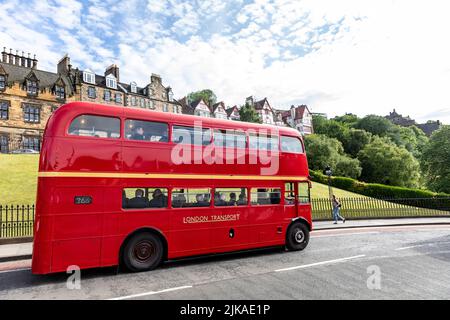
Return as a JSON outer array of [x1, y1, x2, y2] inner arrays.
[[385, 109, 416, 126], [179, 97, 212, 118], [281, 105, 314, 135], [0, 48, 72, 152], [226, 105, 240, 121], [211, 101, 228, 119], [245, 96, 275, 125]]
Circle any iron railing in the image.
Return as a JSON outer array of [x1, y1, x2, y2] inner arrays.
[[1, 198, 450, 238], [0, 205, 35, 238], [311, 197, 450, 220]]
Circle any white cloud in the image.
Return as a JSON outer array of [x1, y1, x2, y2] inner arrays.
[[1, 0, 450, 124]]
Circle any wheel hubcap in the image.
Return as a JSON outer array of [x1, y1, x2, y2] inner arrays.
[[133, 240, 154, 262], [294, 229, 304, 243]]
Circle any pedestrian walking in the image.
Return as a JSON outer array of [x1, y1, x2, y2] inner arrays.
[[332, 195, 345, 224]]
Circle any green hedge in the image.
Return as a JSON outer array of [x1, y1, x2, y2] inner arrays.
[[309, 170, 450, 199]]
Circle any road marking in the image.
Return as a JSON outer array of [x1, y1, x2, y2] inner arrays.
[[312, 231, 379, 238], [108, 285, 193, 300], [274, 255, 366, 272]]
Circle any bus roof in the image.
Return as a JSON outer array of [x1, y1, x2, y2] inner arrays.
[[45, 101, 302, 138]]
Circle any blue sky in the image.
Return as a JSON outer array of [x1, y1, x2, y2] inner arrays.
[[1, 0, 450, 124]]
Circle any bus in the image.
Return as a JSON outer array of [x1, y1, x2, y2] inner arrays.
[[32, 101, 312, 274]]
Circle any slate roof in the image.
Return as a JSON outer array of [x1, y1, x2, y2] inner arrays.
[[0, 62, 73, 95]]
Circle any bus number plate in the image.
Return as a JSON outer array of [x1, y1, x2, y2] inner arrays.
[[74, 196, 92, 205]]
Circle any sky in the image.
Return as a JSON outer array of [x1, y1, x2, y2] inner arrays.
[[0, 0, 449, 123]]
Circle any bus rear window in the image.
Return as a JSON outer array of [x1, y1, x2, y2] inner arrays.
[[68, 115, 120, 138], [281, 136, 304, 153]]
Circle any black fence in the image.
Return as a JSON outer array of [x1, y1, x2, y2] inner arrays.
[[312, 197, 450, 220], [1, 198, 450, 238], [0, 205, 35, 238]]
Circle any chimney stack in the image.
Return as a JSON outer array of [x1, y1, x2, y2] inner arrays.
[[57, 54, 71, 75], [105, 64, 120, 82], [8, 48, 13, 64], [14, 50, 19, 66], [32, 54, 37, 69], [150, 73, 161, 84], [26, 53, 31, 68], [21, 51, 26, 67], [1, 47, 6, 63]]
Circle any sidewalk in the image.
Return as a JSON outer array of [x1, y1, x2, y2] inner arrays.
[[0, 217, 449, 263]]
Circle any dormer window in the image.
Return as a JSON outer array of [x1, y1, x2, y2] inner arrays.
[[106, 74, 117, 89], [0, 75, 5, 90], [130, 82, 137, 94], [55, 85, 65, 99], [27, 80, 38, 95], [168, 90, 173, 102], [83, 70, 95, 84]]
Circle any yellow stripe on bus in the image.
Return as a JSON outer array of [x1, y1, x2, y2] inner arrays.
[[38, 171, 309, 181]]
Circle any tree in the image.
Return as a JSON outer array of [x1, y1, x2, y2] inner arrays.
[[341, 128, 372, 157], [239, 103, 262, 123], [187, 89, 217, 106], [313, 118, 348, 142], [353, 115, 394, 137], [357, 137, 421, 188], [333, 113, 359, 127], [304, 134, 361, 179], [421, 125, 450, 193]]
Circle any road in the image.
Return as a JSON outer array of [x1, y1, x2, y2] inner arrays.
[[0, 224, 450, 300]]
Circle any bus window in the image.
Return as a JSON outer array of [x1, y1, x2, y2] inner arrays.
[[281, 136, 304, 153], [284, 183, 295, 205], [249, 134, 278, 151], [122, 188, 168, 209], [214, 188, 248, 206], [125, 119, 168, 142], [172, 126, 211, 146], [68, 115, 120, 138], [214, 130, 247, 149], [251, 188, 281, 205], [172, 188, 211, 208], [298, 182, 310, 204]]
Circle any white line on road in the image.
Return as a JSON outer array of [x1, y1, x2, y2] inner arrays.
[[0, 268, 31, 274], [395, 245, 427, 251], [274, 255, 366, 272], [108, 285, 193, 300], [311, 231, 379, 238]]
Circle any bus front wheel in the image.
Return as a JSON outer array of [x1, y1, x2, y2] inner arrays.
[[122, 232, 164, 272], [286, 222, 309, 251]]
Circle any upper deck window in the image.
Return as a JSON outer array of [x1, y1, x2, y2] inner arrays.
[[172, 125, 211, 146], [68, 115, 120, 138], [249, 134, 279, 151], [125, 119, 168, 142], [213, 129, 246, 149], [281, 136, 304, 154]]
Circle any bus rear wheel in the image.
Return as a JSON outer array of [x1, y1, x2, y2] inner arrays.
[[123, 232, 163, 272], [286, 222, 309, 251]]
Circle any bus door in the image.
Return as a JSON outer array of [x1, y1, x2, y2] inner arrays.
[[284, 182, 297, 219], [211, 188, 250, 252], [297, 181, 312, 219]]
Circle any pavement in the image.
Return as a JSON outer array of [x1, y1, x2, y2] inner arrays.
[[1, 223, 450, 299], [0, 217, 449, 263]]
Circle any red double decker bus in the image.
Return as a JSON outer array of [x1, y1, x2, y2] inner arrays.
[[32, 102, 312, 274]]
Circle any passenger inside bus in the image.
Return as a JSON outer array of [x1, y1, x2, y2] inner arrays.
[[229, 192, 237, 206], [130, 126, 145, 140], [127, 189, 149, 208], [237, 193, 247, 205], [194, 194, 209, 207], [149, 189, 168, 208]]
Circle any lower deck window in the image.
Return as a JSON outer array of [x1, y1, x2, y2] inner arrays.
[[122, 188, 168, 209], [172, 188, 211, 208], [251, 188, 281, 205]]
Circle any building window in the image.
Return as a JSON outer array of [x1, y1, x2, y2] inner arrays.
[[140, 99, 145, 108], [0, 75, 5, 90], [163, 104, 168, 112], [83, 71, 95, 84], [130, 82, 137, 94], [106, 75, 117, 89], [26, 80, 38, 95], [87, 86, 96, 99], [131, 96, 136, 106], [115, 93, 122, 104], [0, 135, 8, 153], [55, 85, 65, 99], [104, 90, 111, 102], [0, 101, 9, 120], [168, 91, 174, 101], [149, 100, 154, 109], [23, 104, 40, 123], [22, 136, 40, 151]]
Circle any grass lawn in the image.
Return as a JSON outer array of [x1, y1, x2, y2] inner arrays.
[[0, 154, 39, 205]]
